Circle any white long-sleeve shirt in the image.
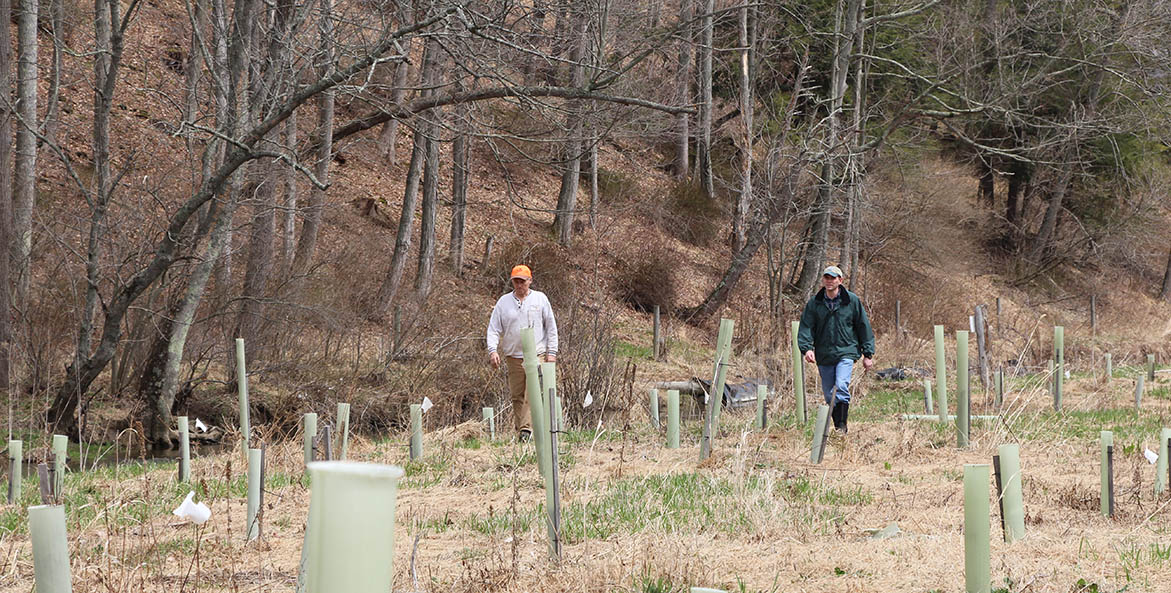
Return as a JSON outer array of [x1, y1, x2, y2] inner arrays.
[[486, 290, 558, 358]]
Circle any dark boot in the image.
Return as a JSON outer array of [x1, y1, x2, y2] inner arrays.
[[839, 402, 849, 434], [831, 401, 843, 431]]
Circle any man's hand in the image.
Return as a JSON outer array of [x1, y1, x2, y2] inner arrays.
[[545, 354, 557, 363], [862, 356, 874, 371], [803, 350, 815, 364], [489, 351, 501, 369]]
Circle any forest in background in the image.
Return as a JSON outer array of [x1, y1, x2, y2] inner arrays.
[[0, 0, 1168, 448]]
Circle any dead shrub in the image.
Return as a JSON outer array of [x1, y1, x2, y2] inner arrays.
[[489, 237, 578, 308], [665, 179, 722, 246], [614, 245, 678, 313]]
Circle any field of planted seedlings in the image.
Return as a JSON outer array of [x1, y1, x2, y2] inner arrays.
[[1, 321, 1169, 593]]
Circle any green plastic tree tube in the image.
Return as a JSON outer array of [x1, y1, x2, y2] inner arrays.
[[934, 325, 948, 422], [543, 386, 560, 559], [1135, 376, 1144, 410], [1054, 326, 1064, 411], [755, 384, 767, 430], [520, 329, 550, 480], [303, 462, 404, 593], [236, 338, 250, 459], [810, 404, 830, 463], [957, 331, 970, 448], [1148, 353, 1156, 381], [963, 463, 991, 593], [997, 444, 1025, 543], [336, 403, 351, 461], [52, 434, 67, 498], [7, 440, 21, 503], [29, 504, 72, 593], [791, 320, 806, 423], [666, 390, 680, 449], [924, 379, 934, 415], [178, 416, 191, 483], [1100, 431, 1113, 517], [701, 319, 734, 460], [1156, 427, 1170, 495], [303, 413, 318, 466], [8, 440, 22, 504], [1105, 353, 1112, 380], [649, 389, 660, 429], [483, 407, 495, 440], [246, 447, 262, 541], [409, 404, 423, 461]]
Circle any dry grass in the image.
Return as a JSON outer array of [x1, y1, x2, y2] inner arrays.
[[0, 362, 1169, 593]]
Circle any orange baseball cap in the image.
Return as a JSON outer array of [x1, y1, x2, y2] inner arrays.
[[510, 265, 532, 280]]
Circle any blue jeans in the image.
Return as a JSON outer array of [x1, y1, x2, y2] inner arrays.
[[818, 358, 854, 406]]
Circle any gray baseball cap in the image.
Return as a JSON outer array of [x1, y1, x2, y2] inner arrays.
[[822, 265, 843, 278]]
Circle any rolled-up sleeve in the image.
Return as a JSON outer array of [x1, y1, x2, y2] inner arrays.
[[486, 302, 503, 353], [542, 295, 558, 355]]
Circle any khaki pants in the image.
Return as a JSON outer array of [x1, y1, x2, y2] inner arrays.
[[505, 357, 531, 432]]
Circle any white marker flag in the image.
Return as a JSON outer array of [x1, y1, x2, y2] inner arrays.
[[583, 390, 594, 408], [421, 396, 434, 413], [1145, 448, 1158, 464], [194, 418, 208, 433]]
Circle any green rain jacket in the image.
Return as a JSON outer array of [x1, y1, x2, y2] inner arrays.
[[797, 287, 876, 366]]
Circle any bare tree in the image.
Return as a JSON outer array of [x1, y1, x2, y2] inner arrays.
[[731, 2, 754, 254], [695, 0, 714, 199], [448, 96, 470, 275], [12, 0, 37, 311], [552, 4, 590, 247], [671, 0, 692, 179], [0, 0, 13, 410]]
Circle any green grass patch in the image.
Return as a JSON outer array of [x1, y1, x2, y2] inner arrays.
[[1009, 408, 1164, 442], [615, 340, 653, 360]]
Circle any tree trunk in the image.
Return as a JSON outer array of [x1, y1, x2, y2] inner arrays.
[[280, 109, 297, 276], [149, 193, 237, 446], [0, 0, 13, 408], [552, 7, 588, 247], [796, 0, 861, 297], [12, 0, 38, 312], [42, 0, 64, 145], [695, 0, 714, 199], [288, 0, 334, 291], [377, 59, 410, 162], [448, 103, 469, 275], [1030, 166, 1071, 261], [376, 35, 438, 315], [672, 0, 692, 179], [977, 159, 994, 207], [414, 116, 440, 298], [732, 3, 753, 254], [1006, 160, 1025, 226], [235, 171, 276, 350], [183, 0, 207, 128]]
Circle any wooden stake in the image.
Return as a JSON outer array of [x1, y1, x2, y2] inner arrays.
[[36, 463, 50, 505], [992, 454, 1006, 541], [1100, 431, 1113, 517], [974, 306, 990, 390], [652, 305, 661, 361], [1090, 295, 1097, 336], [336, 403, 351, 461], [321, 426, 333, 461]]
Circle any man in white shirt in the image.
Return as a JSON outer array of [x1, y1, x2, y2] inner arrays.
[[486, 265, 558, 441]]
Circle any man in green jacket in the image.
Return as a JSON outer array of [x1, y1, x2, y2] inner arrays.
[[797, 265, 875, 434]]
